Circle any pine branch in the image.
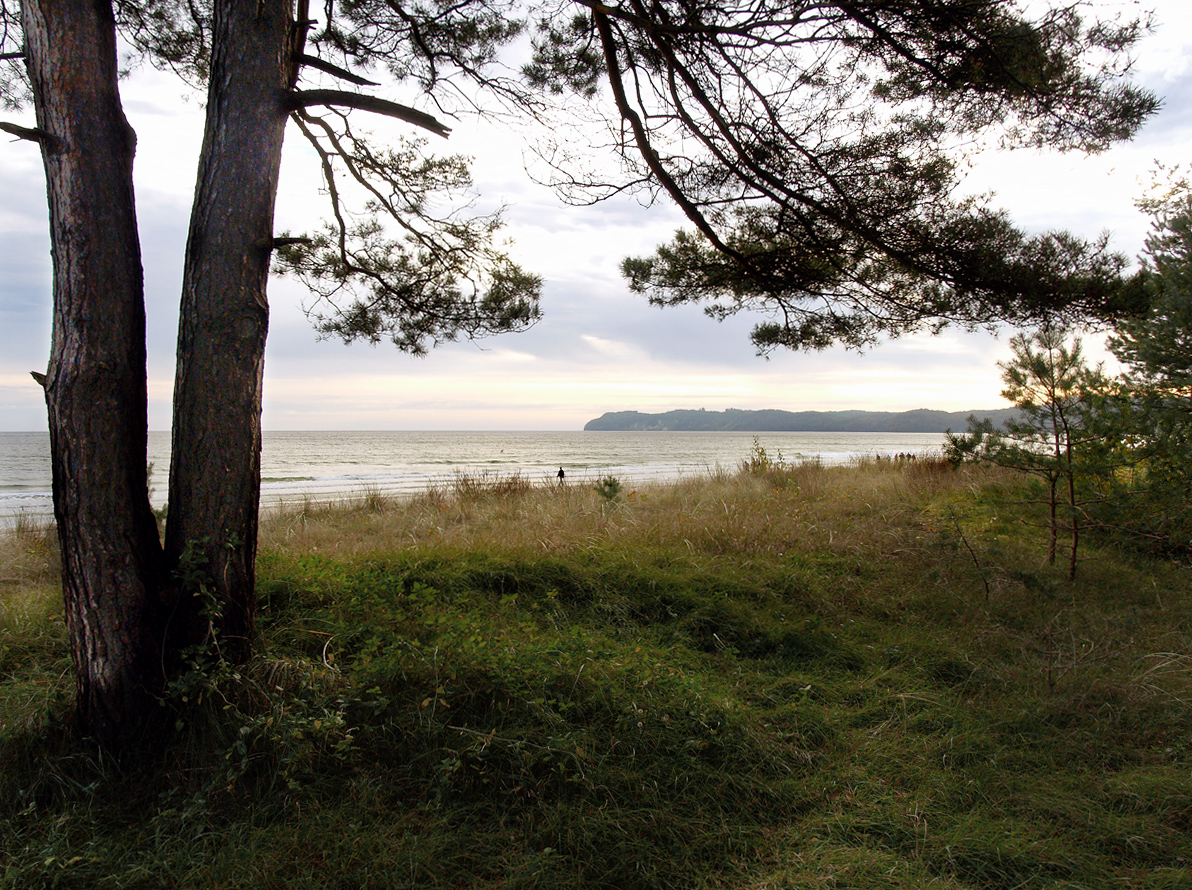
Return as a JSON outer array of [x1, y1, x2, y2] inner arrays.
[[0, 121, 55, 145], [287, 90, 450, 137], [295, 53, 379, 87], [272, 236, 314, 249]]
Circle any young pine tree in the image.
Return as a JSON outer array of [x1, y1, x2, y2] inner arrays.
[[997, 326, 1108, 580]]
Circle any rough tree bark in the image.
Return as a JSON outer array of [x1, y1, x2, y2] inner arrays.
[[22, 0, 166, 744], [164, 0, 297, 661]]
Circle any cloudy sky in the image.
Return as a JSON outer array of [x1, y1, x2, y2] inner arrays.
[[2, 1, 1191, 431]]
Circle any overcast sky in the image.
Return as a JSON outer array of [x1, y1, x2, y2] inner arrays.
[[3, 1, 1191, 431]]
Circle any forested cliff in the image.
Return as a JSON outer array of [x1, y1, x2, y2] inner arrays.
[[584, 408, 1020, 432]]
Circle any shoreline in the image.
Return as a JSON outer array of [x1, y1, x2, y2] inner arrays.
[[1, 430, 947, 529]]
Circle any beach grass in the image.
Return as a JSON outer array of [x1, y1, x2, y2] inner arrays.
[[1, 457, 1190, 888]]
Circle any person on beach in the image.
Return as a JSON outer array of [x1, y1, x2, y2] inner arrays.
[[557, 467, 565, 483]]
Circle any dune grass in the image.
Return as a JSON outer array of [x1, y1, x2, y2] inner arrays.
[[1, 457, 1190, 888]]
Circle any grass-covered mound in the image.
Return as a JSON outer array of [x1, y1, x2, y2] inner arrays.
[[2, 458, 1190, 888]]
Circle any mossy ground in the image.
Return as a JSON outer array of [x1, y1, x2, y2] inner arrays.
[[2, 459, 1190, 888]]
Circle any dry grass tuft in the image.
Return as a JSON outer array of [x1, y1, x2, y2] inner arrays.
[[0, 516, 60, 631], [256, 458, 1006, 571]]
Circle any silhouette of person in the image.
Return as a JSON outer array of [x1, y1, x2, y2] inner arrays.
[[557, 467, 565, 483]]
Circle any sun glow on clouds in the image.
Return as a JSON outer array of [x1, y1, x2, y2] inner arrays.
[[579, 335, 639, 360], [255, 332, 1017, 430]]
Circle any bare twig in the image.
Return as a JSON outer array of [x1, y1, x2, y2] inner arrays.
[[948, 506, 990, 602]]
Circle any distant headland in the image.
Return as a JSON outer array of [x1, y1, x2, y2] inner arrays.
[[584, 408, 1019, 433]]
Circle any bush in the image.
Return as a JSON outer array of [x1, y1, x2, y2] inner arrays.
[[742, 437, 785, 475], [593, 476, 623, 501]]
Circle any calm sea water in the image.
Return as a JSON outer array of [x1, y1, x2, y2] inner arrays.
[[0, 429, 945, 527]]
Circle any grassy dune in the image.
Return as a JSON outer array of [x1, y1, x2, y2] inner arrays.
[[2, 458, 1190, 888]]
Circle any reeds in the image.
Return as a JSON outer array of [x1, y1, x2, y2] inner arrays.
[[259, 454, 984, 565]]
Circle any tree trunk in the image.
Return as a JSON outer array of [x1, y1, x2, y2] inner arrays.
[[1047, 473, 1058, 565], [22, 0, 165, 744], [1065, 437, 1079, 581], [165, 0, 296, 662]]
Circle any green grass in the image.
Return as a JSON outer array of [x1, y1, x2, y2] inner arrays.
[[2, 459, 1191, 888]]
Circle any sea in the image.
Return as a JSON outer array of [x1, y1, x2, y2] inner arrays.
[[0, 429, 946, 528]]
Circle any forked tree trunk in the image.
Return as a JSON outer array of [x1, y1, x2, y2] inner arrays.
[[22, 0, 166, 744], [165, 0, 296, 661]]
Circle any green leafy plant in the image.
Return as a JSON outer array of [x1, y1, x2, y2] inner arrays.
[[742, 437, 785, 475]]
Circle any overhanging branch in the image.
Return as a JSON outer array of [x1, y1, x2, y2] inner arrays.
[[591, 9, 739, 261], [287, 90, 450, 137]]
